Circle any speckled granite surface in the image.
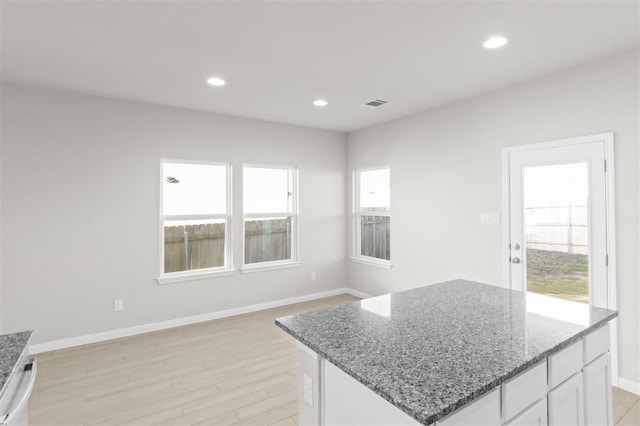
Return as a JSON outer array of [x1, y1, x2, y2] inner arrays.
[[0, 331, 32, 400], [276, 279, 617, 425]]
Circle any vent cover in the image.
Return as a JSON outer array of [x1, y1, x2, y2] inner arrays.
[[360, 99, 390, 108]]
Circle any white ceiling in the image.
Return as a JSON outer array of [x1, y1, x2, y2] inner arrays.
[[1, 1, 638, 132]]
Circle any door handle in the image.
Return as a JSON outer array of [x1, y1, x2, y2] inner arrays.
[[511, 257, 521, 264]]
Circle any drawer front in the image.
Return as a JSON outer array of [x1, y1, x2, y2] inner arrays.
[[436, 387, 501, 426], [548, 340, 583, 389], [584, 324, 610, 365], [502, 361, 548, 422], [504, 397, 548, 426]]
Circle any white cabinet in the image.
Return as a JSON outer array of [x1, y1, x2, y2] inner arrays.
[[548, 373, 584, 426], [504, 398, 547, 426], [296, 324, 612, 426], [436, 388, 501, 426], [583, 353, 613, 426]]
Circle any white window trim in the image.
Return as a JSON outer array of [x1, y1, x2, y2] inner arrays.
[[242, 164, 299, 271], [157, 160, 233, 283], [352, 166, 391, 268], [157, 268, 236, 285], [240, 260, 302, 274]]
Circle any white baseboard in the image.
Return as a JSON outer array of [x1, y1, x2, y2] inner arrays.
[[345, 288, 373, 299], [618, 377, 640, 395], [29, 287, 364, 354]]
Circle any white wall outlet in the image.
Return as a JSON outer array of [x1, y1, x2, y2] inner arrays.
[[114, 299, 124, 311], [480, 212, 500, 225], [303, 374, 313, 406], [311, 272, 316, 281]]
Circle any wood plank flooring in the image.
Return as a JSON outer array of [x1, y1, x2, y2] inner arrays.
[[29, 294, 358, 426], [29, 294, 639, 425]]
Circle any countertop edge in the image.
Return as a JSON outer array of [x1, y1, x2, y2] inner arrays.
[[275, 311, 618, 425]]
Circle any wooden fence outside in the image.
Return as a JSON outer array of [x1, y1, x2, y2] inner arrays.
[[360, 216, 390, 260], [164, 218, 292, 273], [525, 205, 587, 255]]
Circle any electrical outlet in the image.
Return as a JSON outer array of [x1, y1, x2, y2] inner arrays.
[[114, 299, 124, 311], [311, 272, 316, 281], [303, 374, 313, 406]]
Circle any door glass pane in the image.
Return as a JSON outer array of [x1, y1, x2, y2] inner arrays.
[[523, 163, 589, 303]]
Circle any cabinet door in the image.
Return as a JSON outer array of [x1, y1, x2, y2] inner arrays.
[[583, 353, 613, 426], [504, 398, 547, 426], [548, 373, 584, 426]]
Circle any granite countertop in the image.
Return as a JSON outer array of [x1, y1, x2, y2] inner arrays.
[[0, 331, 33, 401], [275, 279, 617, 425]]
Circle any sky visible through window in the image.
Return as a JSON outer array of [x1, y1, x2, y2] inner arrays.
[[359, 168, 390, 210], [243, 167, 292, 214], [163, 163, 292, 218], [163, 163, 227, 216]]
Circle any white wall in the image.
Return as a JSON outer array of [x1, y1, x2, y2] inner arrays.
[[346, 51, 639, 384], [0, 84, 347, 344]]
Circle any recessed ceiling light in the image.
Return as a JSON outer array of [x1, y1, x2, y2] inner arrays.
[[313, 99, 328, 107], [207, 77, 226, 87], [483, 36, 508, 49]]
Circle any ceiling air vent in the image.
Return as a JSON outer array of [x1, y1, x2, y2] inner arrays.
[[360, 99, 390, 108]]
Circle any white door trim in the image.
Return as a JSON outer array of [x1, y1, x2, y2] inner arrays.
[[501, 132, 617, 386]]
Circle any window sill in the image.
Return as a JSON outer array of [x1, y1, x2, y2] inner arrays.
[[157, 269, 236, 285], [240, 261, 302, 274], [350, 257, 393, 270]]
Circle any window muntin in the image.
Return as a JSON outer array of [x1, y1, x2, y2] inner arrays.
[[161, 161, 231, 277], [355, 167, 390, 263], [243, 166, 297, 267]]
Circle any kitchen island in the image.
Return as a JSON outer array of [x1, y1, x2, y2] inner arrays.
[[0, 330, 34, 426], [276, 279, 617, 426]]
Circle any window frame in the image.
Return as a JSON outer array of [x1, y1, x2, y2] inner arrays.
[[352, 166, 392, 269], [241, 163, 300, 273], [157, 159, 234, 284]]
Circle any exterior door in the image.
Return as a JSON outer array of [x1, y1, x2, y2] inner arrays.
[[505, 134, 612, 311]]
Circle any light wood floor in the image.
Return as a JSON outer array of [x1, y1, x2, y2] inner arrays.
[[30, 294, 639, 425]]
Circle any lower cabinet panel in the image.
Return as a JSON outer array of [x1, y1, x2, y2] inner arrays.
[[548, 373, 584, 426], [583, 353, 613, 426], [323, 359, 420, 426]]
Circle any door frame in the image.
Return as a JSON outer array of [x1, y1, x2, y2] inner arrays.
[[501, 132, 617, 385]]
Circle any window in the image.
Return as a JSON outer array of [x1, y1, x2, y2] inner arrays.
[[354, 167, 390, 267], [159, 161, 232, 283], [243, 165, 298, 270]]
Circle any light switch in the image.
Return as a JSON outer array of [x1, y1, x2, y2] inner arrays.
[[480, 213, 500, 225]]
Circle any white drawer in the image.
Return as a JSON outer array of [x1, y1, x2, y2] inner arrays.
[[436, 387, 501, 426], [504, 397, 548, 426], [584, 324, 610, 365], [548, 340, 583, 389], [502, 361, 548, 422]]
